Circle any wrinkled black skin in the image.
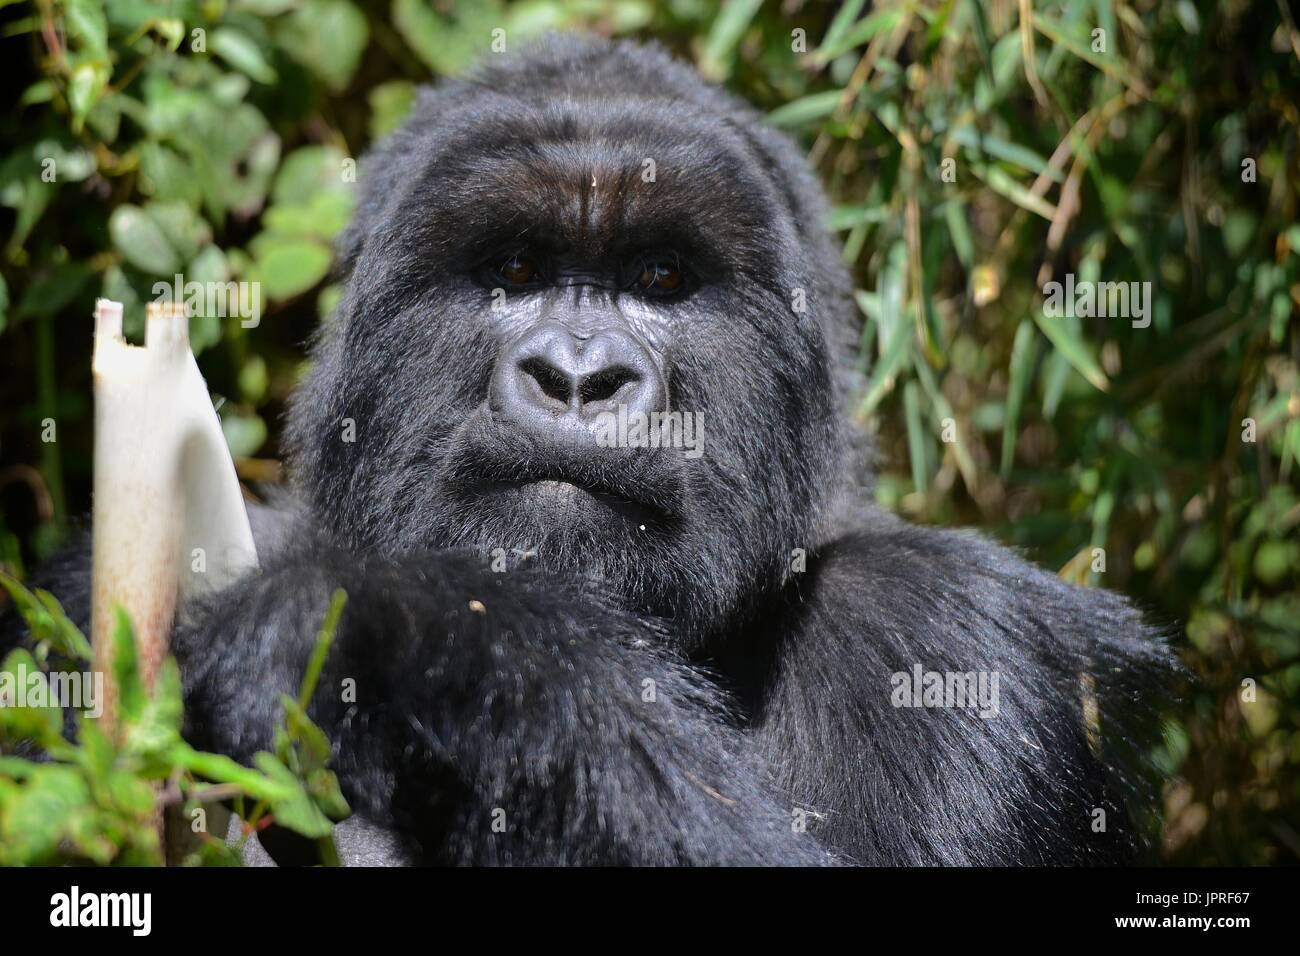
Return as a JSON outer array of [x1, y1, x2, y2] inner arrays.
[[2, 36, 1175, 865]]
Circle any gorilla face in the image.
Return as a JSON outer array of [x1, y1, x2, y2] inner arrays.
[[289, 38, 855, 637]]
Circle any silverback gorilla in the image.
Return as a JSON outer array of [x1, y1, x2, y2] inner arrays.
[[5, 35, 1175, 865]]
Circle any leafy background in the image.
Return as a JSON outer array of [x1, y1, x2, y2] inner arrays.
[[0, 0, 1296, 864]]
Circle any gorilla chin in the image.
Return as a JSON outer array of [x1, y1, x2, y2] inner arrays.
[[433, 406, 689, 599]]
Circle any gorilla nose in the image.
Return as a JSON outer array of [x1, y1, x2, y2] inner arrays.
[[491, 324, 666, 432]]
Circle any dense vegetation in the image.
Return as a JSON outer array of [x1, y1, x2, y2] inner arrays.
[[0, 0, 1296, 864]]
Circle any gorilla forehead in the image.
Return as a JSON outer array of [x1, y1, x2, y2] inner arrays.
[[386, 94, 801, 279]]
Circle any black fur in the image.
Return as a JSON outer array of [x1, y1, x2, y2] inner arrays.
[[2, 35, 1174, 865]]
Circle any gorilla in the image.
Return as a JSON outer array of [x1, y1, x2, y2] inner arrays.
[[4, 35, 1174, 865]]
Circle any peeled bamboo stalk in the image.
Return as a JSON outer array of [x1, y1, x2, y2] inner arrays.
[[90, 297, 258, 734]]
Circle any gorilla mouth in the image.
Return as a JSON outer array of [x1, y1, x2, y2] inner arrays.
[[439, 410, 682, 530]]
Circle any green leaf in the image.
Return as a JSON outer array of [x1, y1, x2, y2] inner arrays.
[[0, 764, 92, 864], [0, 572, 91, 661], [903, 380, 929, 493], [368, 81, 417, 140], [252, 237, 332, 300], [125, 657, 184, 760], [276, 696, 331, 770], [815, 8, 903, 63], [139, 142, 201, 205], [1032, 310, 1109, 392], [970, 164, 1056, 220], [943, 201, 974, 269], [145, 200, 211, 265], [949, 126, 1063, 183], [1000, 320, 1039, 477], [109, 204, 181, 276], [768, 90, 845, 128], [210, 28, 277, 85], [110, 607, 147, 731], [857, 314, 913, 418], [393, 0, 504, 76], [699, 0, 764, 80], [67, 63, 109, 133], [276, 0, 369, 93], [253, 752, 334, 838], [1032, 14, 1143, 92], [272, 145, 348, 205], [821, 0, 870, 55], [34, 589, 93, 661], [64, 0, 108, 59], [263, 191, 353, 241], [220, 411, 268, 458], [0, 649, 64, 748], [300, 589, 347, 709], [305, 768, 350, 821]]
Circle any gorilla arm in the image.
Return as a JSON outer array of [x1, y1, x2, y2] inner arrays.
[[173, 543, 833, 865], [744, 515, 1175, 866]]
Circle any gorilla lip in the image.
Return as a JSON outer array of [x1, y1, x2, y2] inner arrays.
[[471, 474, 670, 529], [442, 410, 682, 525]]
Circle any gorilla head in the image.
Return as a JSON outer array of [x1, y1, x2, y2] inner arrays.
[[288, 36, 861, 640]]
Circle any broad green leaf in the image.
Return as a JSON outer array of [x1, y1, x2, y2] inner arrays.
[[0, 649, 64, 747], [210, 28, 277, 85], [145, 201, 211, 265], [252, 752, 334, 838], [277, 695, 332, 772], [64, 0, 108, 58], [276, 0, 369, 93], [0, 764, 92, 864], [67, 63, 109, 133], [220, 411, 268, 458], [263, 191, 353, 241], [272, 145, 349, 205], [393, 0, 504, 76], [369, 81, 417, 140], [33, 589, 93, 661], [109, 204, 181, 275], [252, 237, 332, 299]]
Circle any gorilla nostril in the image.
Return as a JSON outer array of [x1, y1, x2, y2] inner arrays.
[[491, 323, 667, 433], [578, 366, 639, 406], [518, 357, 574, 406]]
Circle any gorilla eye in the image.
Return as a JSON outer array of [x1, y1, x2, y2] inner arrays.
[[496, 253, 544, 288], [634, 258, 684, 296]]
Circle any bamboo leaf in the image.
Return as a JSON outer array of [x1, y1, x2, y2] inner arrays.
[[1033, 310, 1110, 392], [1001, 320, 1039, 476]]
